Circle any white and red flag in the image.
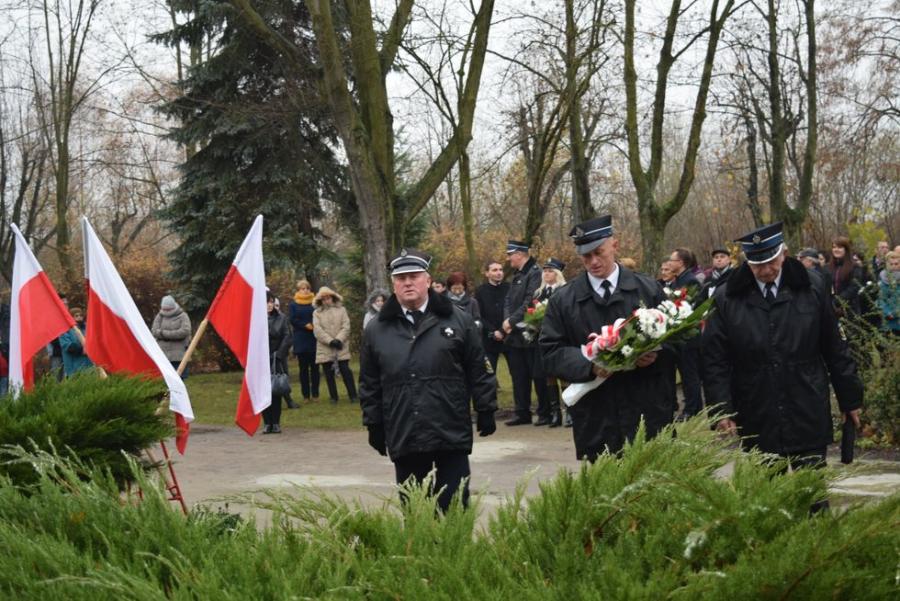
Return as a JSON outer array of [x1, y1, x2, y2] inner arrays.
[[81, 218, 194, 453], [8, 223, 75, 395], [206, 215, 271, 435]]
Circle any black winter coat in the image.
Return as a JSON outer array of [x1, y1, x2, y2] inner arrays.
[[268, 311, 291, 364], [540, 267, 677, 460], [504, 257, 543, 348], [475, 281, 509, 354], [702, 258, 863, 454], [699, 267, 733, 301], [359, 290, 497, 461]]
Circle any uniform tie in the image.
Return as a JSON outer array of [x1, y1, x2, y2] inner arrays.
[[764, 282, 776, 305], [600, 280, 612, 302], [410, 310, 424, 326]]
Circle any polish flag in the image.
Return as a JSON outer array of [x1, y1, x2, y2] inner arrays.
[[8, 223, 75, 395], [81, 218, 194, 453], [207, 215, 271, 435]]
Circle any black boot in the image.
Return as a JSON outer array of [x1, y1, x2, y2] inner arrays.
[[564, 411, 573, 427], [285, 396, 300, 409], [547, 383, 562, 428]]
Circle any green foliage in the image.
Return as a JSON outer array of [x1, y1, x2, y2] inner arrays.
[[847, 222, 887, 259], [0, 373, 172, 486], [156, 0, 348, 312], [0, 419, 896, 599]]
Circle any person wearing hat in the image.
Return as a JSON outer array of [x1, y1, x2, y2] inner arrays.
[[534, 258, 568, 427], [796, 247, 824, 275], [359, 248, 498, 512], [699, 248, 734, 301], [540, 216, 678, 461], [313, 286, 357, 403], [702, 223, 863, 498], [151, 295, 192, 377], [502, 240, 550, 426]]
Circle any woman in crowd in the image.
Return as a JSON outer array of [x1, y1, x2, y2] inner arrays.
[[828, 236, 863, 316], [446, 272, 481, 326], [363, 289, 388, 330], [313, 286, 358, 404], [263, 292, 293, 433], [534, 258, 568, 427], [151, 295, 192, 377], [879, 251, 900, 335], [289, 280, 319, 403]]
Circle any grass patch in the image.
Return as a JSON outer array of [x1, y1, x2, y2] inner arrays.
[[187, 356, 517, 429]]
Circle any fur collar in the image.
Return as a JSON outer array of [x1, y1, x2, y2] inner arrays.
[[379, 288, 454, 321], [726, 256, 810, 297]]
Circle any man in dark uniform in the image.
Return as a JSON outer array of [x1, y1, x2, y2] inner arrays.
[[540, 216, 677, 461], [502, 240, 549, 426], [474, 260, 510, 377], [359, 249, 497, 512], [699, 248, 733, 300], [669, 247, 703, 418], [702, 223, 863, 475]]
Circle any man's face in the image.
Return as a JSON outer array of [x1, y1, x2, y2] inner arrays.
[[580, 238, 618, 279], [393, 272, 431, 308], [748, 250, 786, 283], [485, 262, 504, 284], [888, 256, 900, 272], [712, 252, 730, 270], [877, 241, 889, 257], [799, 256, 817, 270], [507, 250, 527, 270], [668, 252, 685, 275], [659, 262, 673, 281]]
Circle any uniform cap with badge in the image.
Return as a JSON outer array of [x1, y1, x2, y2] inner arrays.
[[388, 248, 432, 276], [543, 257, 566, 271], [735, 222, 784, 264], [569, 215, 613, 255], [506, 240, 530, 255]]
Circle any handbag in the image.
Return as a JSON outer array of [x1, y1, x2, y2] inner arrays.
[[271, 354, 292, 397]]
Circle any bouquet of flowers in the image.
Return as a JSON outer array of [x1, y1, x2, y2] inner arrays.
[[562, 287, 714, 406], [518, 298, 548, 343]]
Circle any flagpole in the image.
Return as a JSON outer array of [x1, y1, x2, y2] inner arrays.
[[176, 318, 209, 376]]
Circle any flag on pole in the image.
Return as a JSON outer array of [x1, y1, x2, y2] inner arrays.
[[81, 218, 194, 453], [8, 224, 75, 395], [207, 215, 271, 435]]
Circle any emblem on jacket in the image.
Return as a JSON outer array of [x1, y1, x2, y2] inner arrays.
[[442, 327, 455, 337]]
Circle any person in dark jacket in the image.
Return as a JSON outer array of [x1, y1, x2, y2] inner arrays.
[[446, 272, 481, 327], [827, 236, 863, 316], [289, 280, 319, 402], [699, 248, 733, 300], [540, 216, 677, 461], [502, 240, 549, 425], [263, 292, 293, 433], [474, 261, 510, 377], [703, 223, 863, 479], [359, 249, 497, 512], [668, 247, 703, 418], [534, 258, 567, 428]]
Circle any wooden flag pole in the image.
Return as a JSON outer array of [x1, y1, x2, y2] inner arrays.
[[176, 318, 209, 376]]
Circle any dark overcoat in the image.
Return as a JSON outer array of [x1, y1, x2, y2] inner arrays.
[[702, 258, 863, 454], [504, 257, 542, 348], [359, 290, 497, 461], [475, 281, 509, 354], [540, 267, 677, 460]]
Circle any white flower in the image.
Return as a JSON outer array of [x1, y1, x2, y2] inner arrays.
[[663, 287, 672, 296], [621, 345, 634, 357], [677, 301, 693, 320]]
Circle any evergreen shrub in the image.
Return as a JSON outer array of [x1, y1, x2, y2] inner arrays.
[[0, 373, 172, 486], [0, 419, 896, 599]]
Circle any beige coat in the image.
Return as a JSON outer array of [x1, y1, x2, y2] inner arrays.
[[313, 287, 352, 363]]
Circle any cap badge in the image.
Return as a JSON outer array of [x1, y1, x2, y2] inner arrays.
[[574, 227, 584, 237], [752, 234, 761, 244], [400, 248, 408, 257]]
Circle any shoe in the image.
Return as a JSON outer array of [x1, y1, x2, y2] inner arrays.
[[271, 424, 282, 434], [505, 416, 532, 426], [262, 424, 273, 434], [303, 397, 311, 403], [564, 413, 573, 428], [285, 397, 300, 409], [548, 412, 562, 428], [533, 416, 551, 427], [312, 396, 320, 402]]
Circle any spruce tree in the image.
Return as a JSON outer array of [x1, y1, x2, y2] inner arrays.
[[156, 0, 347, 310]]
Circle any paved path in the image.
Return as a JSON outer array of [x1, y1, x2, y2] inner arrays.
[[167, 424, 899, 517]]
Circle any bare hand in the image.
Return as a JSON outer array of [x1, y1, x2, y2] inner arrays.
[[502, 319, 512, 334], [493, 330, 504, 341], [592, 364, 611, 379], [716, 418, 737, 435], [635, 351, 657, 368], [842, 409, 861, 429]]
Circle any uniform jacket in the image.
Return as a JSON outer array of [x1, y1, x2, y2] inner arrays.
[[289, 293, 317, 355], [540, 267, 677, 460], [313, 287, 352, 363], [475, 281, 509, 354], [151, 306, 192, 362], [504, 257, 542, 348], [60, 324, 94, 376], [702, 258, 863, 454], [359, 289, 497, 460]]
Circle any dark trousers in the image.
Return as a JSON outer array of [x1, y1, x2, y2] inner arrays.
[[507, 346, 549, 419], [393, 451, 471, 512], [676, 345, 703, 416], [262, 395, 282, 426], [322, 359, 357, 401], [484, 347, 509, 378], [296, 351, 319, 399]]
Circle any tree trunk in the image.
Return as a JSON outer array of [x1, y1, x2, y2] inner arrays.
[[566, 0, 593, 223], [458, 150, 479, 278]]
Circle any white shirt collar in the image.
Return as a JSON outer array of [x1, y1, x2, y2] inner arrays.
[[587, 263, 620, 295], [755, 270, 783, 296], [403, 298, 429, 323]]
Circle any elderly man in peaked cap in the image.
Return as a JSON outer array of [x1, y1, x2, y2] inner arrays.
[[702, 223, 863, 493], [540, 215, 678, 461], [358, 248, 497, 512]]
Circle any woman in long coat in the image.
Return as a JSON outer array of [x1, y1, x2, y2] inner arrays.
[[313, 286, 358, 403]]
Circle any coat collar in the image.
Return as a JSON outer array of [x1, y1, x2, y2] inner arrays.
[[573, 264, 639, 302], [726, 256, 810, 298], [379, 288, 454, 322], [515, 256, 538, 275]]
